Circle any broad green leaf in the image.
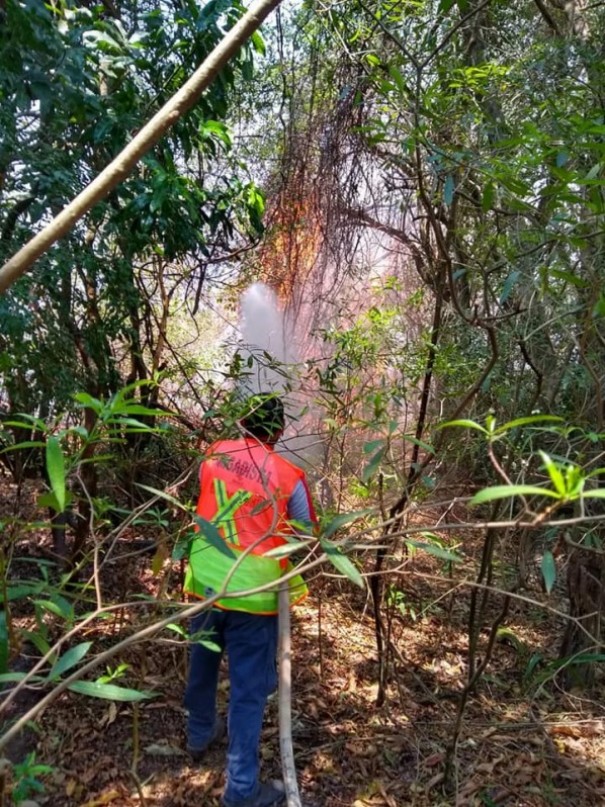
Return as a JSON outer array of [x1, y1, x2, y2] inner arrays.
[[250, 30, 265, 55], [363, 439, 385, 455], [34, 596, 73, 621], [46, 436, 66, 513], [114, 404, 169, 417], [265, 541, 311, 558], [107, 416, 155, 431], [0, 672, 43, 683], [539, 451, 567, 496], [166, 623, 188, 637], [193, 517, 236, 559], [68, 680, 154, 701], [3, 413, 47, 429], [362, 447, 386, 483], [388, 64, 406, 93], [495, 415, 563, 434], [20, 629, 52, 657], [541, 550, 556, 594], [583, 489, 605, 499], [321, 540, 365, 588], [499, 271, 520, 305], [48, 642, 92, 682], [323, 509, 373, 539], [172, 534, 193, 561], [402, 434, 434, 453], [73, 392, 103, 413], [437, 419, 488, 434], [471, 485, 560, 504], [482, 181, 495, 211], [197, 639, 222, 653], [37, 489, 74, 513], [0, 440, 46, 454]]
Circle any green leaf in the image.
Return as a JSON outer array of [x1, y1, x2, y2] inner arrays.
[[0, 440, 46, 454], [499, 271, 520, 305], [250, 30, 265, 55], [194, 516, 236, 559], [196, 639, 222, 653], [45, 436, 66, 513], [582, 489, 605, 499], [0, 671, 44, 683], [34, 596, 74, 621], [321, 539, 365, 588], [322, 509, 373, 539], [68, 680, 155, 701], [73, 392, 103, 413], [265, 541, 311, 558], [405, 539, 462, 563], [362, 447, 386, 483], [172, 534, 193, 561], [437, 419, 488, 434], [165, 623, 188, 637], [495, 415, 563, 434], [114, 403, 169, 417], [482, 181, 495, 212], [47, 642, 92, 682], [470, 485, 560, 504], [38, 489, 74, 513], [538, 451, 567, 496], [20, 629, 52, 657], [541, 550, 556, 594], [402, 434, 434, 453], [135, 483, 186, 509], [363, 439, 385, 455], [443, 174, 455, 205]]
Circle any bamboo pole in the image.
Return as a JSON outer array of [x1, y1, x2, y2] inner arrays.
[[278, 581, 302, 807], [0, 0, 284, 294]]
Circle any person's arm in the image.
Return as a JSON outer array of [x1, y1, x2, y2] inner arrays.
[[286, 478, 318, 533]]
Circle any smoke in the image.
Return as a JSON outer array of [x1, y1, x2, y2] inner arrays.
[[237, 283, 322, 472], [239, 283, 296, 395]]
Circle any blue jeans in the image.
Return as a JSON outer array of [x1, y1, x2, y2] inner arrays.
[[184, 608, 279, 802]]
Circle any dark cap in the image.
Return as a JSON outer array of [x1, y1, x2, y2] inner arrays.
[[240, 393, 285, 440]]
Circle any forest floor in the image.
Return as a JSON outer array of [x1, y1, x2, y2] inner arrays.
[[3, 477, 605, 807]]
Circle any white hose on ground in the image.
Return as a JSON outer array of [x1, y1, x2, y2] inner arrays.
[[278, 581, 302, 807]]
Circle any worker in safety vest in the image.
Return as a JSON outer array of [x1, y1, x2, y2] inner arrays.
[[184, 393, 317, 807]]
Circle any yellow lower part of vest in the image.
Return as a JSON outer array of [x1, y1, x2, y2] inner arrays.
[[184, 537, 308, 615]]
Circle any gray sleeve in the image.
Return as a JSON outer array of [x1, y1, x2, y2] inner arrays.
[[287, 479, 315, 531]]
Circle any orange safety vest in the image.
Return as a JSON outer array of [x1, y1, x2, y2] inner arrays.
[[184, 438, 314, 614]]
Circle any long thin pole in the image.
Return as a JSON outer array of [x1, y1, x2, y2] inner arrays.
[[0, 0, 284, 295], [278, 582, 302, 807]]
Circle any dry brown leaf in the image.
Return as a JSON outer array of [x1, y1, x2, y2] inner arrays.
[[78, 789, 121, 807], [423, 752, 444, 767]]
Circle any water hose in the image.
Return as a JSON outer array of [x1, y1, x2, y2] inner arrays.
[[278, 581, 302, 807]]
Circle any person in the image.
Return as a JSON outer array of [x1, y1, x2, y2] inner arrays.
[[183, 393, 317, 807]]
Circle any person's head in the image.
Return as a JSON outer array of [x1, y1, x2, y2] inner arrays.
[[240, 393, 285, 444]]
